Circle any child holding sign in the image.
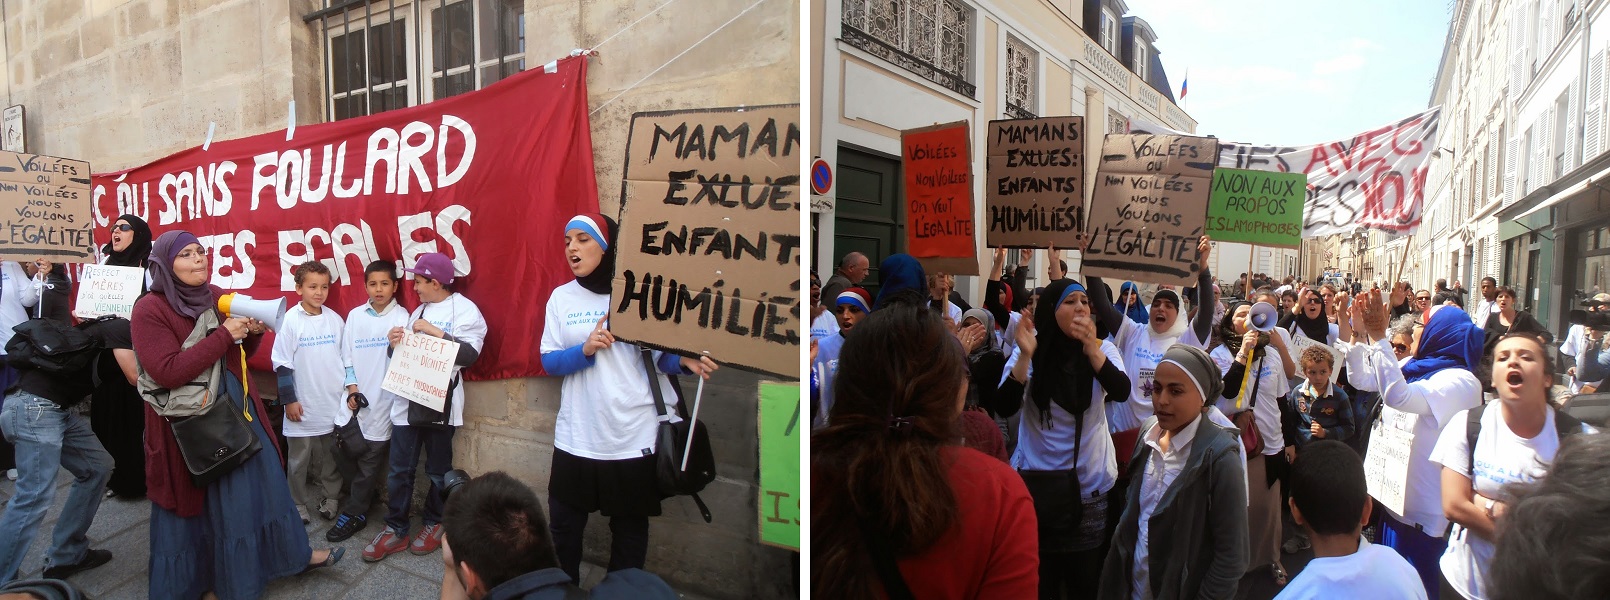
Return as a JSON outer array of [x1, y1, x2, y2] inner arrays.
[[272, 262, 348, 525], [325, 261, 411, 543]]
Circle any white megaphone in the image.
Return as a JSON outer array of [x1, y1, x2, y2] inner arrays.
[[218, 293, 287, 332], [1248, 302, 1280, 332]]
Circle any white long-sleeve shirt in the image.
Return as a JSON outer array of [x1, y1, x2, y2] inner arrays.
[[343, 300, 411, 441], [0, 262, 42, 353], [1344, 337, 1482, 533]]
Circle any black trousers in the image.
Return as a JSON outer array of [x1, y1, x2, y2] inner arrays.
[[548, 495, 650, 584]]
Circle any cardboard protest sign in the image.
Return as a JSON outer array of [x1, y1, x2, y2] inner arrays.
[[1288, 333, 1343, 386], [985, 116, 1083, 248], [1206, 168, 1307, 247], [902, 121, 978, 275], [611, 105, 801, 379], [382, 332, 462, 412], [757, 381, 800, 550], [0, 151, 94, 263], [1080, 134, 1218, 286], [74, 264, 146, 319], [1364, 406, 1417, 518]]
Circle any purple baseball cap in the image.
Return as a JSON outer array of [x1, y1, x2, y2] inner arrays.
[[404, 253, 455, 285]]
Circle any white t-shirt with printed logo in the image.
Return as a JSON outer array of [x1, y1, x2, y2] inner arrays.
[[541, 281, 683, 461], [1211, 332, 1292, 455], [1430, 406, 1595, 600], [1109, 317, 1209, 432], [343, 300, 411, 441], [272, 304, 347, 437]]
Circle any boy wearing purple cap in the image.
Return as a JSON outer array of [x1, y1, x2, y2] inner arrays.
[[362, 252, 487, 562]]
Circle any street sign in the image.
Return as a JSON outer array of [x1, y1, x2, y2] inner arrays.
[[811, 157, 832, 195]]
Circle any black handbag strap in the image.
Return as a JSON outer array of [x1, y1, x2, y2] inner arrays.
[[640, 348, 670, 419]]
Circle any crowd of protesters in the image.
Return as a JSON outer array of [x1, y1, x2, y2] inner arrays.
[[0, 213, 702, 600], [811, 242, 1608, 600]]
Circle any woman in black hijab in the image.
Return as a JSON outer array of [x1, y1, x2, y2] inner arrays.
[[91, 214, 153, 499], [998, 278, 1131, 600]]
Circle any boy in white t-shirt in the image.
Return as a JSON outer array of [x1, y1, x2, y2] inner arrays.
[[326, 261, 411, 542], [363, 252, 487, 563], [1275, 440, 1426, 600], [272, 261, 347, 525]]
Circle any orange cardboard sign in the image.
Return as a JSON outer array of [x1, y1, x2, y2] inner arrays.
[[902, 121, 978, 275]]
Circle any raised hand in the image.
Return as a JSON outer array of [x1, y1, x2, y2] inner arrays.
[[1197, 236, 1213, 264]]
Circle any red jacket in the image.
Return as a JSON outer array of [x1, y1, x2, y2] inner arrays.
[[132, 287, 280, 517]]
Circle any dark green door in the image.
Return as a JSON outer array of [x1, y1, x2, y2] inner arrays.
[[835, 146, 903, 297]]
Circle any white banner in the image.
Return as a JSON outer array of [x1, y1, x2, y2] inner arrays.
[[1363, 406, 1418, 517], [381, 332, 461, 412], [73, 264, 145, 319], [1131, 106, 1441, 238]]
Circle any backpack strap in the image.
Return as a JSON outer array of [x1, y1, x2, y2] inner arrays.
[[1465, 403, 1485, 482], [1555, 408, 1586, 440]]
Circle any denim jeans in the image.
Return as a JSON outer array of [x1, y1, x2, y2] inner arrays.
[[0, 392, 113, 583], [383, 425, 453, 533]]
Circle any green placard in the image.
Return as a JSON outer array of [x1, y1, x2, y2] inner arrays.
[[758, 382, 801, 550], [1205, 168, 1308, 247]]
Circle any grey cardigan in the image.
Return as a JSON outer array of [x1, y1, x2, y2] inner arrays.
[[1098, 415, 1249, 600]]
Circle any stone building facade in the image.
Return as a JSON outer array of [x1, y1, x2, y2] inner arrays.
[[0, 1, 798, 597]]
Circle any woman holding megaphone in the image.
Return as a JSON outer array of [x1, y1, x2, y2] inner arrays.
[[1210, 292, 1298, 586], [131, 230, 342, 600]]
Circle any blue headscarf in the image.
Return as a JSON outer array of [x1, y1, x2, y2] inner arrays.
[[874, 254, 926, 310], [1119, 281, 1149, 325], [1401, 305, 1483, 383]]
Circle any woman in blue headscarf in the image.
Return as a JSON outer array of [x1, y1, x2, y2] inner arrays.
[[1341, 296, 1484, 598], [874, 254, 927, 310], [1118, 282, 1149, 325]]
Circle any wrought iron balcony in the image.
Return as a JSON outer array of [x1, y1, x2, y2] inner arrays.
[[841, 23, 976, 98], [1005, 102, 1036, 120]]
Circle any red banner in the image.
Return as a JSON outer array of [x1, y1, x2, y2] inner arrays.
[[89, 57, 597, 380], [902, 121, 977, 275]]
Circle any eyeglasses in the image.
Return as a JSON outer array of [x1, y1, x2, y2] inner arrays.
[[112, 224, 133, 232], [1392, 343, 1409, 353], [1305, 297, 1323, 305], [1415, 296, 1431, 302], [175, 249, 205, 261]]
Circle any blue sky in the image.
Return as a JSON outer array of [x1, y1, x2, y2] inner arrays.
[[1125, 0, 1451, 145]]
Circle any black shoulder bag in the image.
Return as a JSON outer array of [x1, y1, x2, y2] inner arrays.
[[169, 352, 262, 486], [639, 348, 715, 523]]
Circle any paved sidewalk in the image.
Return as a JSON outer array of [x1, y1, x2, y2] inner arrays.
[[0, 472, 713, 599]]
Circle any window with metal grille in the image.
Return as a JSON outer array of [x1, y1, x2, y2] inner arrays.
[[307, 0, 526, 121], [841, 0, 975, 97], [1005, 36, 1036, 119]]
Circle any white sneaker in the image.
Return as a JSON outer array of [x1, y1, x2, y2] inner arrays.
[[4, 469, 15, 481], [318, 498, 339, 521]]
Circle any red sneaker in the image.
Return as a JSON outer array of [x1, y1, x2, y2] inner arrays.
[[409, 523, 444, 555], [362, 528, 408, 562]]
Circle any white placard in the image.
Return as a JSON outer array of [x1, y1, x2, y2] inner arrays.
[[73, 264, 145, 319], [3, 105, 24, 153], [1288, 334, 1344, 386], [1363, 406, 1418, 518], [381, 332, 461, 412]]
